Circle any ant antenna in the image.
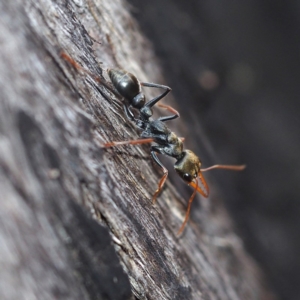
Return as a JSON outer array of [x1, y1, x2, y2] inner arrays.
[[188, 172, 209, 198], [201, 164, 246, 172]]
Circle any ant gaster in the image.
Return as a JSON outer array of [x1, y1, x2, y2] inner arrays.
[[107, 68, 180, 125], [61, 52, 246, 235]]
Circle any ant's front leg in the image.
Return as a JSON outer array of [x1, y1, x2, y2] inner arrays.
[[150, 147, 168, 204]]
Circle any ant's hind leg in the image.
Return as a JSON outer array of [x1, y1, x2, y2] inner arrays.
[[157, 103, 180, 121], [141, 82, 171, 108], [151, 150, 168, 204], [60, 52, 119, 98], [140, 82, 179, 120]]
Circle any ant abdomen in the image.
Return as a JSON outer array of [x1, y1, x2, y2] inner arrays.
[[108, 69, 143, 103]]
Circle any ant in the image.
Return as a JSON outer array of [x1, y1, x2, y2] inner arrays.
[[61, 52, 246, 235]]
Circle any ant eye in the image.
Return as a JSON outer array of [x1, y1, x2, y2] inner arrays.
[[183, 173, 192, 182]]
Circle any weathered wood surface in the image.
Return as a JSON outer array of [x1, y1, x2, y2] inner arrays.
[[0, 0, 272, 299]]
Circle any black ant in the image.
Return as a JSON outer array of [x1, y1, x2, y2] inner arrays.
[[61, 52, 246, 234]]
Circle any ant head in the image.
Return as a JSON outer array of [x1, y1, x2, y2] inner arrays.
[[175, 150, 209, 198], [132, 92, 146, 109], [174, 150, 201, 183]]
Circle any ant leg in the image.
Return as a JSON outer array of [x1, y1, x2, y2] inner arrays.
[[151, 150, 168, 204], [158, 113, 179, 122], [60, 52, 119, 98], [141, 82, 179, 120], [140, 82, 171, 108], [177, 179, 199, 235], [103, 138, 154, 148], [157, 103, 180, 121]]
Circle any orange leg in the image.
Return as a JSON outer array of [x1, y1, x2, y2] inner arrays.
[[104, 138, 169, 204], [152, 169, 168, 204], [177, 179, 199, 235], [103, 138, 154, 148], [157, 103, 180, 118], [61, 52, 98, 81], [60, 51, 117, 96], [178, 165, 246, 234], [61, 52, 83, 70]]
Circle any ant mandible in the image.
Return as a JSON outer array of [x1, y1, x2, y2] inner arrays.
[[61, 52, 246, 235]]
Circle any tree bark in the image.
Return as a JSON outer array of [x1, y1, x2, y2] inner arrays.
[[0, 0, 273, 299]]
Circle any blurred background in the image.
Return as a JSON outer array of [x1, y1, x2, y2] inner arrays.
[[127, 0, 300, 299]]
